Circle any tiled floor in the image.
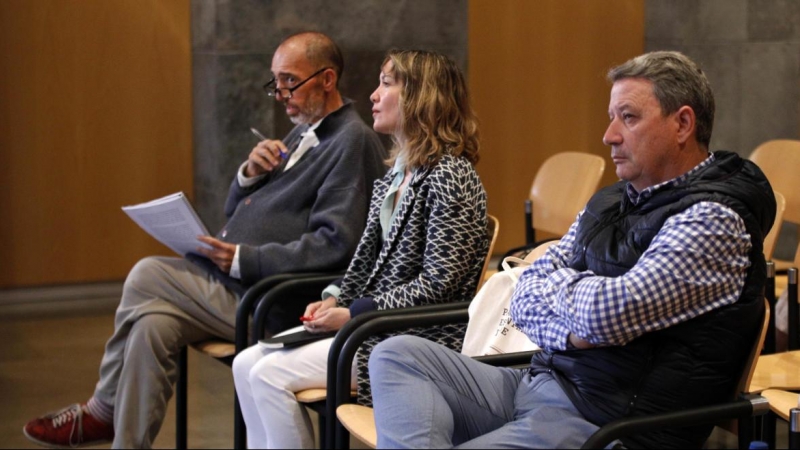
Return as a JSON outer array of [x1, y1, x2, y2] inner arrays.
[[0, 292, 234, 449]]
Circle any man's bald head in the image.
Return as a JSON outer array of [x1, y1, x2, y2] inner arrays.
[[278, 32, 344, 86]]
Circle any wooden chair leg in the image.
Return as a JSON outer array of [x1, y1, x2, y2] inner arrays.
[[176, 346, 188, 449]]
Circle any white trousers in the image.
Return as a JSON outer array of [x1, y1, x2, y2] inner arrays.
[[232, 327, 357, 449]]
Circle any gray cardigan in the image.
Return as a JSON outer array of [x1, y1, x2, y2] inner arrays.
[[188, 101, 387, 295]]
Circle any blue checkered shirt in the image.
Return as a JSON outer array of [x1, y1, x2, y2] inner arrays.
[[510, 155, 753, 351]]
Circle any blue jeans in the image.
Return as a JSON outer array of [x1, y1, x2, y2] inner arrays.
[[369, 335, 602, 449]]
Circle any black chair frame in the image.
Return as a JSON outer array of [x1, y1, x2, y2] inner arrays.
[[175, 271, 343, 449], [321, 302, 470, 449], [327, 298, 773, 449]]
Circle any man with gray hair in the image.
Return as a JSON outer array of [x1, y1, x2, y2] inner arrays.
[[368, 51, 776, 448], [23, 31, 386, 448]]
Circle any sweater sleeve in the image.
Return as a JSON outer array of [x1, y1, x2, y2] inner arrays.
[[223, 126, 305, 219], [237, 125, 386, 286]]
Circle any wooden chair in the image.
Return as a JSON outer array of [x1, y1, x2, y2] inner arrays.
[[765, 192, 786, 261], [745, 264, 800, 448], [174, 271, 344, 449], [771, 243, 800, 321], [760, 389, 799, 421], [292, 214, 500, 448], [337, 280, 773, 450], [759, 389, 800, 449], [525, 152, 606, 244], [750, 140, 800, 269], [762, 244, 800, 355], [751, 267, 799, 394], [500, 151, 605, 268]]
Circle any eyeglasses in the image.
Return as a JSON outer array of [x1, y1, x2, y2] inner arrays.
[[263, 67, 330, 99]]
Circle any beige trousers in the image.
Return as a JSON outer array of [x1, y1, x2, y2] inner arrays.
[[93, 256, 238, 449]]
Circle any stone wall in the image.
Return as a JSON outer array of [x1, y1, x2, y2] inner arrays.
[[646, 0, 800, 259], [191, 0, 468, 232], [646, 0, 800, 156]]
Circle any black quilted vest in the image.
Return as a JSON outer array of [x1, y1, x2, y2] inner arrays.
[[529, 151, 776, 448]]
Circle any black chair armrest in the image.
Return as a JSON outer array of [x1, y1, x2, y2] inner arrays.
[[229, 271, 342, 450], [474, 350, 540, 367], [251, 272, 344, 345], [580, 394, 770, 449], [235, 271, 344, 353], [325, 301, 470, 448]]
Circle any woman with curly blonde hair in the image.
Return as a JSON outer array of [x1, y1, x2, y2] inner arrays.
[[232, 49, 488, 448], [381, 49, 480, 167]]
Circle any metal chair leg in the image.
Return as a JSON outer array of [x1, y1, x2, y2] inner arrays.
[[176, 346, 188, 449], [234, 394, 246, 449]]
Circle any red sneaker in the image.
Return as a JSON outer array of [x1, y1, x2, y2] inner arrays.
[[23, 403, 114, 448]]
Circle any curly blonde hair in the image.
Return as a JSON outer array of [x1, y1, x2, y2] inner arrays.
[[383, 49, 480, 168]]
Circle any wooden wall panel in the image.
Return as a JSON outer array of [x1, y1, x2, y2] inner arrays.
[[0, 0, 192, 288], [469, 0, 644, 253]]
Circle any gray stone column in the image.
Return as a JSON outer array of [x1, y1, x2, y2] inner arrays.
[[191, 0, 468, 232], [646, 0, 800, 259], [646, 0, 800, 155]]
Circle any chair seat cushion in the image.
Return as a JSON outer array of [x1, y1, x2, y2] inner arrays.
[[337, 404, 377, 449], [192, 340, 235, 359]]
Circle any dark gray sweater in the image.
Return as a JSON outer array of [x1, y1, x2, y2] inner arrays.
[[188, 101, 387, 295]]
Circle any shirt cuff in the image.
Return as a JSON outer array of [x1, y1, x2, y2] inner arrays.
[[229, 245, 242, 279], [237, 161, 266, 187], [321, 284, 342, 301], [348, 297, 377, 318], [546, 318, 574, 352]]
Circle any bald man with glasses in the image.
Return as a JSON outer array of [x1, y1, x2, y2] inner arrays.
[[23, 31, 386, 449]]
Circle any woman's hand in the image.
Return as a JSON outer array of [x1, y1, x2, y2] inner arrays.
[[302, 297, 350, 333], [302, 297, 337, 320]]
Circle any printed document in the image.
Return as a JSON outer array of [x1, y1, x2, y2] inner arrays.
[[122, 192, 211, 256]]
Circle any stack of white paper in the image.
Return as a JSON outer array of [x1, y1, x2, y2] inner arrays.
[[122, 192, 210, 256]]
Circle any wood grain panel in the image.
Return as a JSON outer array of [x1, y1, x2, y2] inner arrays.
[[0, 0, 192, 288], [469, 0, 644, 253]]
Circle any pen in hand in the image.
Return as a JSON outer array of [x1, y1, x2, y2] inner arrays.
[[250, 127, 287, 159]]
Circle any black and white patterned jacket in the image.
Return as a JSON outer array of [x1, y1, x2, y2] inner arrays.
[[337, 153, 488, 404]]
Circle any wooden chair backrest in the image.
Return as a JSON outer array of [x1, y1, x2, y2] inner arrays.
[[749, 140, 800, 225], [764, 191, 786, 261], [741, 299, 771, 394], [794, 240, 800, 266], [529, 152, 605, 236]]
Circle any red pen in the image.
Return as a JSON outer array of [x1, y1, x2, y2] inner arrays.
[[300, 315, 314, 322]]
